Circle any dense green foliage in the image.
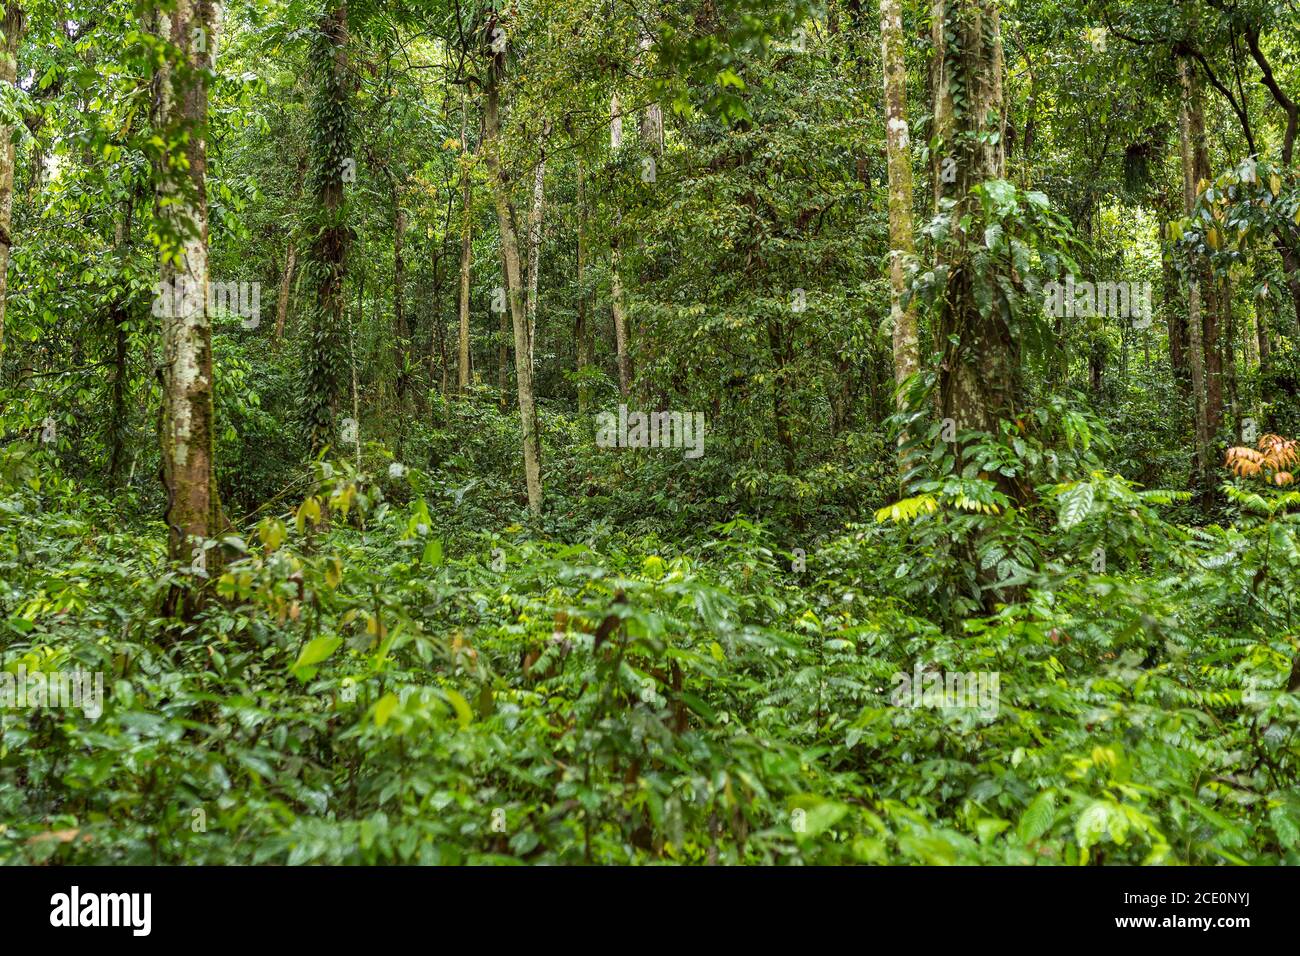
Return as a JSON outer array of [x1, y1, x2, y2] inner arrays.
[[2, 0, 1300, 865]]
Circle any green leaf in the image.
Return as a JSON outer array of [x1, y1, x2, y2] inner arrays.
[[291, 636, 341, 680], [1018, 791, 1055, 843], [1058, 483, 1095, 530], [443, 689, 472, 728]]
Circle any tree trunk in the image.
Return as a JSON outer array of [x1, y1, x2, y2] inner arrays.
[[154, 0, 220, 614], [108, 194, 136, 491], [610, 90, 632, 395], [1179, 58, 1211, 503], [302, 1, 351, 455], [880, 0, 918, 470], [576, 158, 591, 416], [933, 0, 1016, 481], [274, 238, 296, 340], [0, 1, 24, 359], [525, 120, 550, 372], [457, 92, 473, 393], [484, 48, 543, 515], [392, 188, 408, 407]]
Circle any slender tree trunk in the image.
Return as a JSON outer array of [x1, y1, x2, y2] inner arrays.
[[497, 263, 509, 408], [0, 1, 24, 359], [108, 194, 136, 490], [351, 264, 362, 473], [457, 92, 473, 393], [275, 238, 296, 340], [638, 32, 664, 151], [392, 188, 408, 408], [576, 158, 591, 416], [484, 47, 542, 514], [610, 90, 632, 395], [154, 0, 221, 615], [929, 0, 953, 214], [1179, 58, 1211, 503], [880, 0, 918, 471], [525, 120, 550, 372]]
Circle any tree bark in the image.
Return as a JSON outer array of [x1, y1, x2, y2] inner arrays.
[[880, 0, 918, 467], [610, 90, 632, 395], [1179, 58, 1211, 503], [484, 45, 543, 514], [525, 120, 550, 372], [457, 91, 473, 393], [274, 238, 296, 340], [575, 158, 591, 416], [154, 0, 221, 611], [302, 1, 351, 454], [392, 187, 408, 407], [0, 0, 24, 359], [108, 194, 136, 490], [933, 0, 1016, 481]]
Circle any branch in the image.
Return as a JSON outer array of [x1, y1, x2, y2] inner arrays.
[[1245, 27, 1297, 165]]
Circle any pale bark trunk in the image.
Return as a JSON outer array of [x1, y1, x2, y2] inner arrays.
[[525, 120, 550, 371], [610, 90, 631, 395], [155, 0, 221, 603], [457, 92, 472, 392], [880, 0, 918, 423], [638, 33, 664, 150], [485, 55, 543, 514], [274, 238, 296, 340]]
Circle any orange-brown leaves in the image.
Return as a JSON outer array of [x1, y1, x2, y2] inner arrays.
[[1225, 434, 1298, 483]]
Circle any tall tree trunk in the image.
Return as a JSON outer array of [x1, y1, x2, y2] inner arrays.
[[933, 0, 1016, 484], [154, 0, 220, 614], [274, 238, 297, 340], [108, 194, 136, 491], [880, 0, 918, 470], [1179, 64, 1225, 444], [302, 1, 351, 455], [392, 187, 408, 408], [1179, 58, 1211, 503], [575, 158, 591, 416], [638, 32, 664, 150], [484, 44, 543, 515], [457, 92, 473, 393], [610, 90, 632, 395], [929, 0, 952, 214], [525, 120, 550, 372], [497, 260, 509, 409], [0, 1, 24, 359]]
